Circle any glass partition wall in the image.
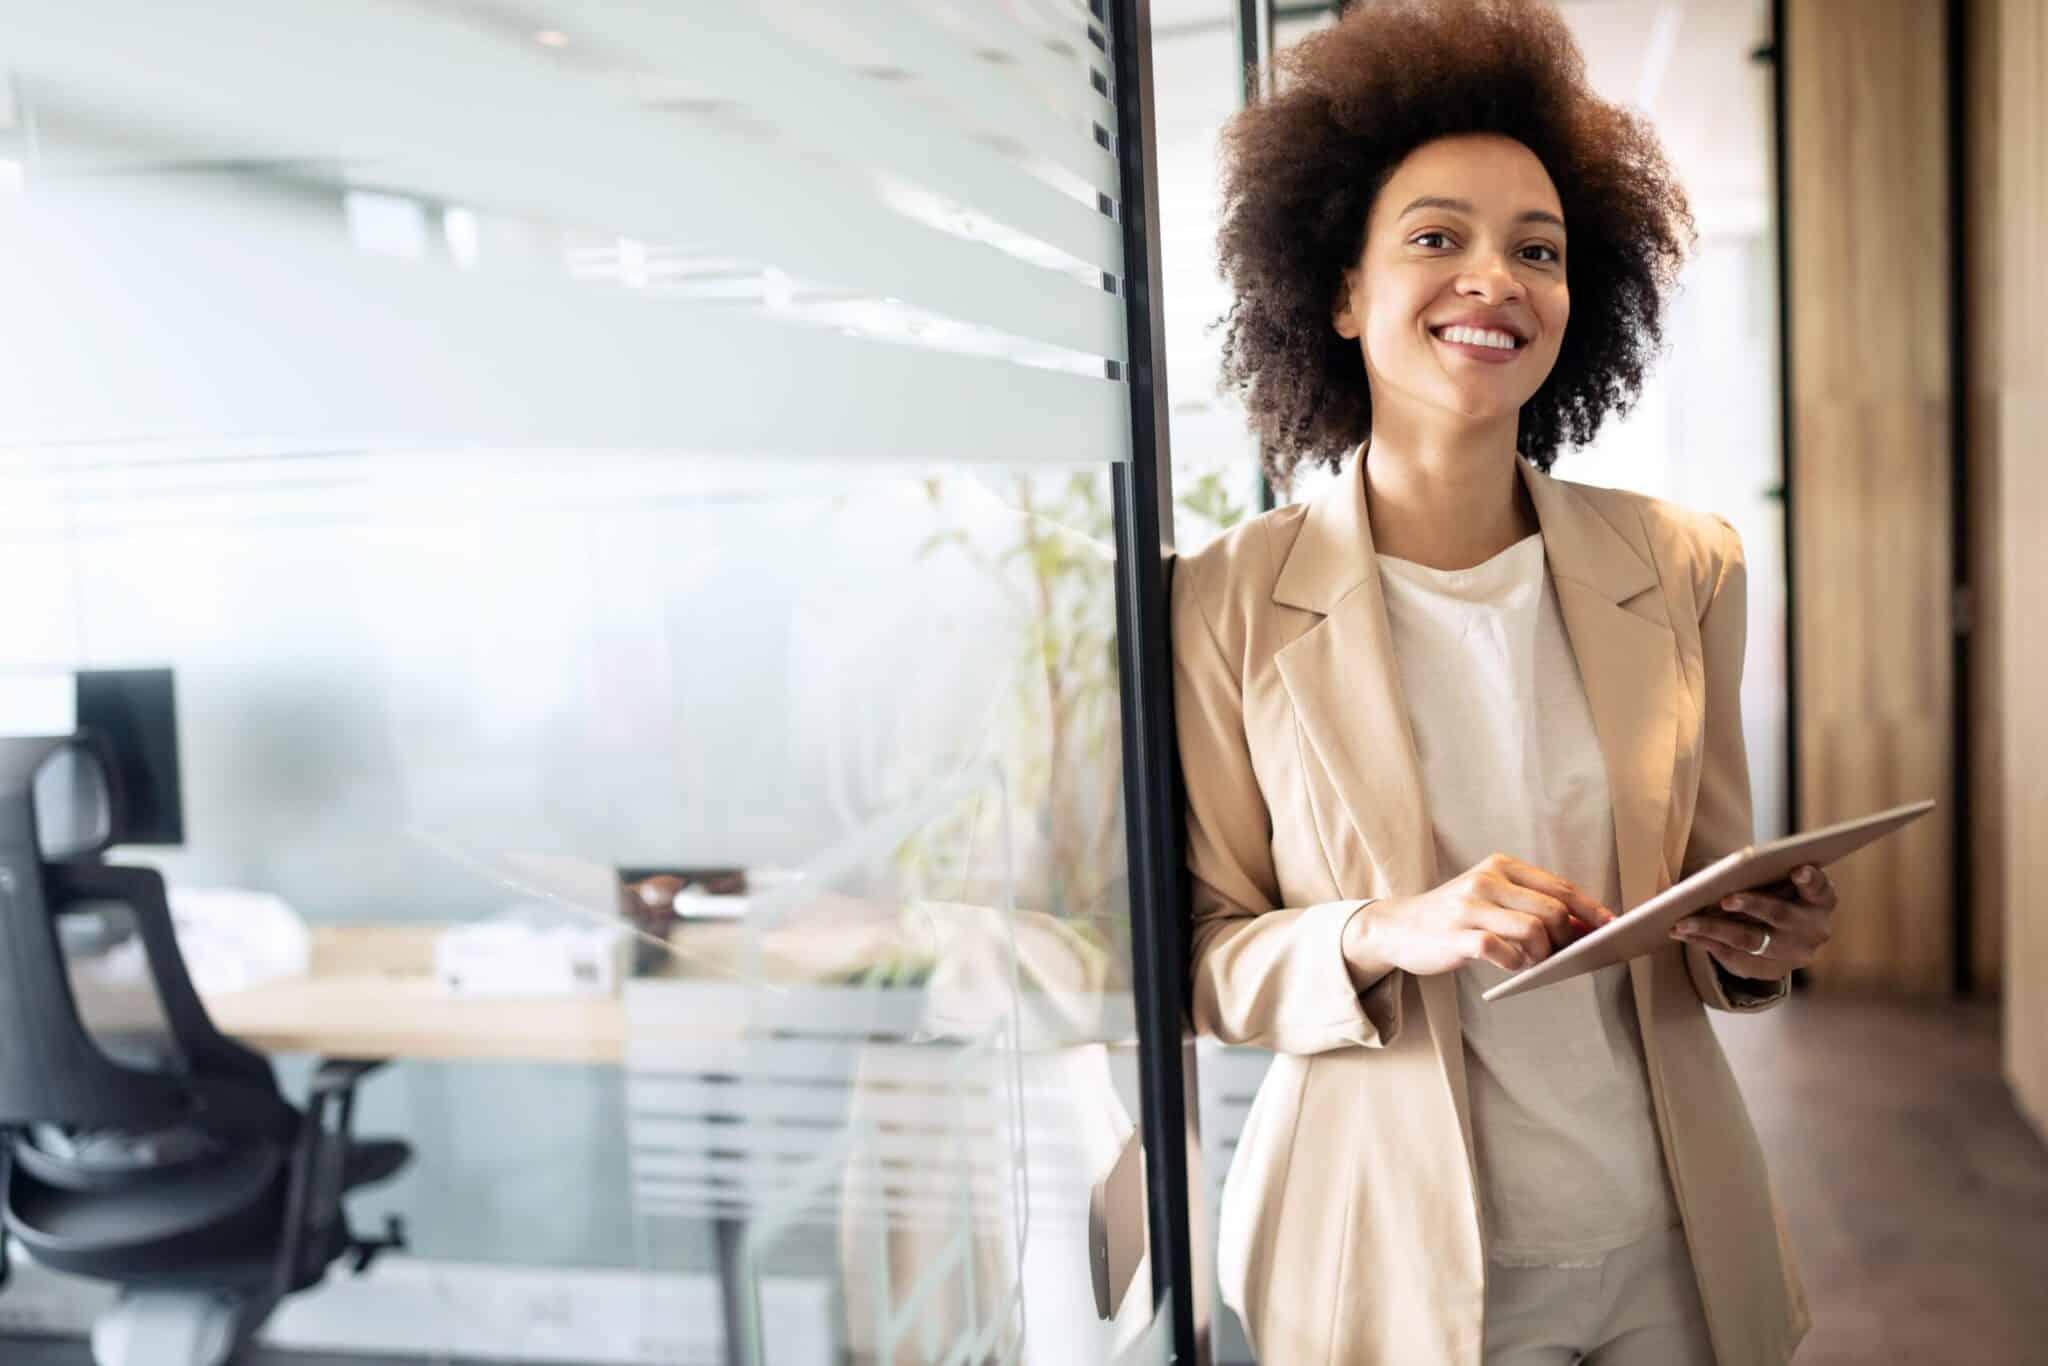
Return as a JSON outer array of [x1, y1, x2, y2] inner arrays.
[[0, 2, 1193, 1363]]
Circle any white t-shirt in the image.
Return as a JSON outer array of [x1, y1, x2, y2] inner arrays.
[[1377, 533, 1681, 1267]]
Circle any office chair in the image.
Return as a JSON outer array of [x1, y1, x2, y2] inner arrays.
[[0, 734, 409, 1366]]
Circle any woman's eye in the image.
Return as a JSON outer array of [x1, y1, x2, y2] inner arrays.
[[1412, 231, 1452, 249], [1522, 243, 1561, 264]]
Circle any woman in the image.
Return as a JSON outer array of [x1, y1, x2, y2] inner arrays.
[[1174, 2, 1832, 1362]]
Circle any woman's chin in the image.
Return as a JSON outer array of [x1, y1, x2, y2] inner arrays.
[[1429, 390, 1529, 425]]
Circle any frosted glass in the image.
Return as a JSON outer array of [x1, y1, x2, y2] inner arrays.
[[0, 3, 1158, 1358], [0, 0, 1130, 461]]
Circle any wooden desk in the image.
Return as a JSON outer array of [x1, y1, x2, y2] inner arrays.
[[200, 925, 635, 1065], [200, 913, 1121, 1069], [197, 913, 905, 1064]]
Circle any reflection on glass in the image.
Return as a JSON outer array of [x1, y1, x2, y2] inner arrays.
[[623, 761, 1159, 1362], [626, 768, 1035, 1363]]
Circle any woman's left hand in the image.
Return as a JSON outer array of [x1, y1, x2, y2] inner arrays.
[[1669, 863, 1837, 981]]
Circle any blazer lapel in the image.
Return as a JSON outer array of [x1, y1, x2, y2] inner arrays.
[[1519, 460, 1676, 917], [1272, 460, 1436, 901], [1271, 458, 1476, 1155], [1519, 461, 1684, 1049]]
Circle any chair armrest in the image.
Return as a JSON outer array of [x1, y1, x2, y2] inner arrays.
[[309, 1058, 388, 1099], [273, 1056, 388, 1301]]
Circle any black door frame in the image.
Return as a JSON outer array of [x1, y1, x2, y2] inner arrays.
[[1105, 0, 1201, 1359]]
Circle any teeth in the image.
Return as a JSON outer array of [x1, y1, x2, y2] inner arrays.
[[1437, 325, 1518, 350]]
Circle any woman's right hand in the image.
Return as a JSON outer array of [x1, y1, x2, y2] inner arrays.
[[1346, 853, 1616, 978]]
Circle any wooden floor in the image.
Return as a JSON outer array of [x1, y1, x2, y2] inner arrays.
[[1712, 992, 2048, 1365]]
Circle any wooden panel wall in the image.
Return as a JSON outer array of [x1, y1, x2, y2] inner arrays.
[[1967, 0, 2048, 1138], [1784, 0, 1953, 994], [1964, 0, 2004, 1001]]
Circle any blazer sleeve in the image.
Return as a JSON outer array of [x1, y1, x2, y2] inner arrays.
[[1171, 549, 1406, 1054], [1679, 517, 1791, 1014]]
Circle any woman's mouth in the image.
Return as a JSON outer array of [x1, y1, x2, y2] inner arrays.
[[1431, 324, 1526, 364]]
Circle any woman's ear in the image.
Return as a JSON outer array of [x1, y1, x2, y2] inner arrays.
[[1332, 268, 1361, 339]]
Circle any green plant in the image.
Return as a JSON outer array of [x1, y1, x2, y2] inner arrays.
[[902, 464, 1252, 960]]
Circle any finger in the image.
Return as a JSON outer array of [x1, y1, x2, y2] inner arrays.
[[1474, 877, 1579, 949], [1746, 867, 1834, 907], [1790, 864, 1838, 908], [1469, 906, 1557, 967], [1712, 892, 1819, 933], [1673, 911, 1800, 958], [1488, 855, 1616, 926], [1724, 892, 1833, 946], [1463, 929, 1529, 974]]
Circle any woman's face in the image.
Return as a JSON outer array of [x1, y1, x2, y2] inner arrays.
[[1333, 134, 1569, 432]]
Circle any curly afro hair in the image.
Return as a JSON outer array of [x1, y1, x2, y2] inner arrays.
[[1216, 0, 1694, 484]]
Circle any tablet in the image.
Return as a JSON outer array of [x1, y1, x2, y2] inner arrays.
[[1479, 798, 1936, 1004]]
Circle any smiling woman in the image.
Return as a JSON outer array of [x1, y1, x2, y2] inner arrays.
[[1216, 0, 1693, 488], [1332, 136, 1574, 432], [1177, 2, 1819, 1365]]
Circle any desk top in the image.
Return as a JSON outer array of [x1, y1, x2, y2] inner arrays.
[[199, 913, 1120, 1066], [202, 926, 632, 1065]]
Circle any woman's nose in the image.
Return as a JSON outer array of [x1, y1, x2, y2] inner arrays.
[[1457, 257, 1525, 304]]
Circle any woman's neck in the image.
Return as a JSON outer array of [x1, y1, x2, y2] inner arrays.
[[1360, 421, 1537, 571]]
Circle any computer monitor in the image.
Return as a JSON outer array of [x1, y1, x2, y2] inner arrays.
[[0, 667, 183, 847], [76, 669, 183, 846]]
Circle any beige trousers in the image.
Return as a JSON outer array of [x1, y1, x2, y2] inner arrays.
[[1482, 1224, 1719, 1365]]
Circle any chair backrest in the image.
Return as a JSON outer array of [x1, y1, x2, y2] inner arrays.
[[0, 736, 292, 1143]]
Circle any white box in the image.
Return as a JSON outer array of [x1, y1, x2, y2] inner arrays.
[[433, 907, 630, 997]]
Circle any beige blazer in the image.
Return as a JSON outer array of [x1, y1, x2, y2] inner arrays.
[[1171, 454, 1810, 1365]]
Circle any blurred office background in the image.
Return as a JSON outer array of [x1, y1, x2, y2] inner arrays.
[[0, 1, 2042, 1364]]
